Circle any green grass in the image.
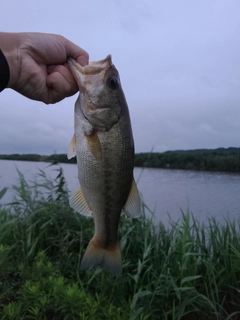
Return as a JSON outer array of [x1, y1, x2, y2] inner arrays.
[[0, 167, 240, 319]]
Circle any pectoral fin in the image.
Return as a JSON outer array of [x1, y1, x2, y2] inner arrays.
[[123, 179, 142, 218], [67, 134, 76, 159], [86, 131, 102, 161], [70, 186, 92, 217]]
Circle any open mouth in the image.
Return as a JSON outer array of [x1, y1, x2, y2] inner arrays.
[[68, 55, 112, 91]]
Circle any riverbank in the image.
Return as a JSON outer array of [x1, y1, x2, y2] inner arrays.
[[0, 169, 240, 319], [0, 146, 240, 173]]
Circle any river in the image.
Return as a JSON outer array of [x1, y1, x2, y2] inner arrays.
[[0, 159, 239, 225]]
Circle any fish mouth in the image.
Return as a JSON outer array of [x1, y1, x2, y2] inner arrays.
[[68, 55, 112, 91]]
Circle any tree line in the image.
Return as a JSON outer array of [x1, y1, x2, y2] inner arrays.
[[0, 147, 239, 173], [0, 153, 76, 164], [134, 148, 240, 173]]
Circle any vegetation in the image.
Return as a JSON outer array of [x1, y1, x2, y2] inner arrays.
[[0, 147, 240, 172], [0, 153, 76, 164], [135, 148, 240, 173], [0, 168, 240, 319]]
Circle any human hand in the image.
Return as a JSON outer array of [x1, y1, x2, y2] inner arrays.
[[0, 32, 89, 104]]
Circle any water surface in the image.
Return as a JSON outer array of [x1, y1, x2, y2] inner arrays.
[[0, 160, 239, 225]]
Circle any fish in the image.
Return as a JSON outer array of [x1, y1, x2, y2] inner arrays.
[[67, 55, 141, 275]]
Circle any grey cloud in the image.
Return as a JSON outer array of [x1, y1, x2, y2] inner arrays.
[[0, 0, 240, 154]]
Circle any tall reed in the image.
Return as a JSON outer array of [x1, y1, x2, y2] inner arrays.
[[0, 166, 240, 319]]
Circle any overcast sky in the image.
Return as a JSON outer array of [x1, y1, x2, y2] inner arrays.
[[1, 0, 240, 154]]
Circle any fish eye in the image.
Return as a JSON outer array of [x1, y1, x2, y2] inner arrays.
[[106, 76, 119, 89]]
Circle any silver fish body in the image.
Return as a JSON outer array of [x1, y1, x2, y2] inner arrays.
[[68, 56, 141, 275]]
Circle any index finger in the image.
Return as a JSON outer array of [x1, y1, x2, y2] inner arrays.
[[63, 37, 89, 67]]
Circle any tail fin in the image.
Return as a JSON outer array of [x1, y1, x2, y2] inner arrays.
[[80, 236, 122, 276]]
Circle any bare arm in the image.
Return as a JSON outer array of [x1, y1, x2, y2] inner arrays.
[[0, 32, 89, 104]]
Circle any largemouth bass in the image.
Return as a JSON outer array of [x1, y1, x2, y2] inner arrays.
[[68, 55, 141, 275]]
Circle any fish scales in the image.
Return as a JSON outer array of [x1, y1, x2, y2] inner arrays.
[[78, 118, 133, 246], [68, 55, 141, 275]]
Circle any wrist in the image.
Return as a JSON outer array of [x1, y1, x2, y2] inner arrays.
[[0, 32, 21, 89], [0, 49, 9, 91]]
